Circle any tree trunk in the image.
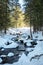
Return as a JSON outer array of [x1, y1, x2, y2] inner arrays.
[[4, 28, 6, 34], [30, 21, 33, 39], [30, 7, 33, 39], [42, 27, 43, 36]]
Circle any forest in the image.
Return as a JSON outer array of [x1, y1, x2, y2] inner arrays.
[[0, 0, 43, 65]]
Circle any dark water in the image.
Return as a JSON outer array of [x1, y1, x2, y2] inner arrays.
[[0, 43, 34, 64]]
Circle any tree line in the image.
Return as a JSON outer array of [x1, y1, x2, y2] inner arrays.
[[0, 0, 43, 35], [0, 0, 22, 33], [23, 0, 43, 38]]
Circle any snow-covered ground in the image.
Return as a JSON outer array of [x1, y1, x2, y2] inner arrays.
[[0, 27, 43, 65]]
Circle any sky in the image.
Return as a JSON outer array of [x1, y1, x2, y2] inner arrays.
[[19, 0, 24, 8], [19, 0, 24, 11], [19, 0, 24, 7]]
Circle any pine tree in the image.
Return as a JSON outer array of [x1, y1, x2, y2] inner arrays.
[[0, 0, 10, 33], [24, 0, 43, 34]]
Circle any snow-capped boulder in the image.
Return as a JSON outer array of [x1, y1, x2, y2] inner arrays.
[[0, 58, 2, 63], [8, 52, 14, 57]]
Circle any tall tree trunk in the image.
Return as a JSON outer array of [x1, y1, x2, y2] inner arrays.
[[4, 28, 6, 34], [42, 27, 43, 36], [30, 6, 33, 39], [30, 20, 33, 39]]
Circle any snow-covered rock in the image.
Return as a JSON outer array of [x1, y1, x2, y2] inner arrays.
[[8, 52, 14, 57], [1, 55, 6, 57], [0, 36, 18, 48], [0, 58, 2, 63], [1, 48, 4, 51], [4, 42, 18, 48]]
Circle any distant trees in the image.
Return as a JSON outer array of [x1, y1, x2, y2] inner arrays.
[[9, 0, 20, 28], [10, 5, 25, 28]]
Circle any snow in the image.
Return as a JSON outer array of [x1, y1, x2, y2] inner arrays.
[[28, 41, 43, 60], [4, 42, 18, 48], [0, 36, 6, 47], [17, 53, 29, 65], [1, 55, 6, 57], [33, 31, 43, 40], [8, 27, 30, 35], [1, 48, 4, 51], [8, 52, 14, 57], [26, 48, 33, 51], [0, 58, 2, 63], [0, 27, 43, 65], [24, 39, 33, 46], [0, 36, 18, 48]]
